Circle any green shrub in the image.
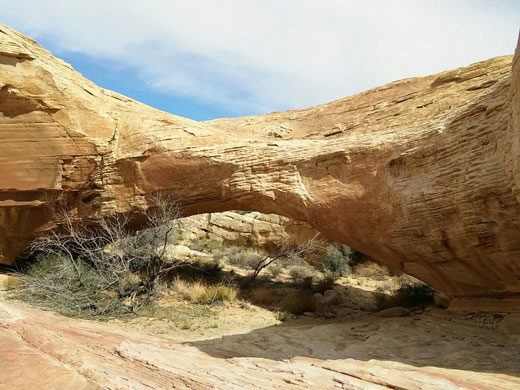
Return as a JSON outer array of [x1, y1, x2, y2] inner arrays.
[[319, 244, 351, 277], [276, 310, 288, 321], [282, 289, 317, 314]]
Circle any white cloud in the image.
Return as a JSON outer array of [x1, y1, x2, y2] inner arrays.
[[1, 0, 518, 115]]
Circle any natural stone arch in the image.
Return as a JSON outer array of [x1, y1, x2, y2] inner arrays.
[[1, 23, 520, 310]]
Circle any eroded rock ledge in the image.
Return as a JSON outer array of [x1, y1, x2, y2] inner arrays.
[[1, 23, 519, 310]]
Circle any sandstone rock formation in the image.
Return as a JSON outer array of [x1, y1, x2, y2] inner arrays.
[[1, 297, 519, 389], [181, 211, 319, 253], [1, 23, 520, 310]]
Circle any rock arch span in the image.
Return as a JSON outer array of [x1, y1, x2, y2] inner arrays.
[[1, 24, 520, 310]]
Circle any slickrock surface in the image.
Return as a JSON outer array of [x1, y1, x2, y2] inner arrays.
[[1, 296, 519, 390], [1, 23, 520, 308]]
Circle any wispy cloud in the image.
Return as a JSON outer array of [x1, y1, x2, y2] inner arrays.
[[1, 0, 518, 115]]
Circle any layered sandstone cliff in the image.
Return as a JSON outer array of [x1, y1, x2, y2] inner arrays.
[[1, 23, 519, 309]]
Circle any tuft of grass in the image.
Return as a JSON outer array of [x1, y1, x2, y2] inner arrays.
[[375, 281, 435, 310], [198, 285, 238, 304], [170, 277, 190, 298], [186, 280, 207, 302], [282, 289, 317, 315], [186, 281, 238, 304], [2, 275, 23, 288], [276, 310, 288, 321], [251, 287, 275, 304]]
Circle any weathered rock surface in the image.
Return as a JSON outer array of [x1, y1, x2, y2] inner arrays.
[[1, 297, 519, 389], [1, 23, 520, 309], [182, 211, 319, 253]]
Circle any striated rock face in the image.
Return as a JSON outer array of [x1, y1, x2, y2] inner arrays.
[[181, 211, 320, 253], [1, 23, 520, 309], [1, 298, 520, 389]]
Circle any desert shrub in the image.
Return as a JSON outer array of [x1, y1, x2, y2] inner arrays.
[[375, 280, 435, 310], [15, 254, 129, 318], [185, 280, 207, 302], [189, 236, 222, 253], [14, 193, 184, 317], [319, 243, 351, 277], [313, 273, 336, 294], [2, 275, 23, 288], [228, 248, 263, 269], [266, 262, 283, 279], [251, 287, 275, 304], [276, 310, 288, 321], [170, 276, 190, 298], [197, 284, 237, 304], [282, 289, 317, 314], [289, 265, 314, 285]]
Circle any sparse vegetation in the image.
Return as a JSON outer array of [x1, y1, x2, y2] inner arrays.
[[276, 310, 288, 321], [319, 243, 351, 277], [13, 193, 184, 317], [282, 289, 317, 314], [313, 273, 336, 294], [196, 284, 238, 304], [251, 287, 275, 304], [289, 265, 314, 285], [375, 279, 435, 310], [2, 275, 23, 288]]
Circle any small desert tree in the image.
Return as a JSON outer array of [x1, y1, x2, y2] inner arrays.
[[245, 235, 325, 286], [17, 192, 183, 317]]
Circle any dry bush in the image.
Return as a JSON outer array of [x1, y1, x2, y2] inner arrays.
[[197, 284, 237, 304], [15, 193, 184, 317], [282, 289, 317, 314], [375, 279, 435, 310], [266, 262, 283, 279], [245, 235, 325, 285], [289, 266, 314, 285], [251, 287, 275, 304], [354, 261, 393, 281], [313, 273, 336, 294], [2, 275, 23, 288], [186, 280, 207, 302]]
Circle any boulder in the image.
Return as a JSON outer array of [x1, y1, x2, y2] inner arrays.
[[322, 290, 342, 306]]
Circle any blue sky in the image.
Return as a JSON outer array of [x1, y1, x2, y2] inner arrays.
[[1, 1, 519, 121]]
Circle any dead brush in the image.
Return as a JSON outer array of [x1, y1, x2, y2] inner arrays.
[[251, 287, 275, 304], [282, 289, 317, 314]]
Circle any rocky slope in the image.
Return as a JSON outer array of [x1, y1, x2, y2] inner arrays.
[[1, 23, 520, 309]]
